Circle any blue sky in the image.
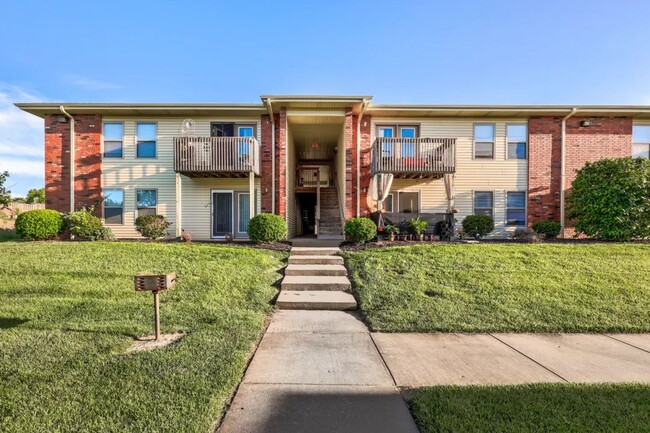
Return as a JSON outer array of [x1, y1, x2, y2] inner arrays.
[[1, 0, 650, 195]]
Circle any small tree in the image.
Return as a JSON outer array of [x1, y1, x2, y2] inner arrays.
[[0, 171, 10, 210], [26, 187, 45, 204], [567, 157, 650, 241]]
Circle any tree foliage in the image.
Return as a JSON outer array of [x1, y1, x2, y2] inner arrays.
[[0, 171, 10, 209], [567, 157, 650, 241], [26, 187, 45, 204]]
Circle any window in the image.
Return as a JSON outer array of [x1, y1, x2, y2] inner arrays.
[[474, 124, 495, 158], [633, 125, 650, 159], [238, 193, 251, 233], [104, 189, 124, 224], [136, 123, 157, 158], [383, 193, 394, 212], [103, 123, 123, 158], [400, 126, 417, 158], [506, 192, 526, 226], [136, 189, 157, 217], [398, 191, 419, 213], [378, 126, 394, 157], [474, 191, 494, 218], [507, 124, 527, 159], [238, 126, 254, 158], [211, 122, 235, 137]]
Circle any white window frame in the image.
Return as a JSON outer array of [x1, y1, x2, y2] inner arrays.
[[473, 191, 494, 218], [237, 125, 255, 159], [378, 126, 396, 157], [506, 191, 527, 226], [237, 192, 252, 235], [210, 189, 234, 239], [136, 122, 158, 159], [506, 123, 528, 160], [473, 123, 495, 159], [102, 122, 124, 159], [632, 124, 650, 159]]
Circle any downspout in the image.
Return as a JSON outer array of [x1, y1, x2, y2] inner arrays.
[[264, 98, 276, 213], [560, 107, 578, 238], [356, 99, 370, 217], [59, 106, 75, 213]]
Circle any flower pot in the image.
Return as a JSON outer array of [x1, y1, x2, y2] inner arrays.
[[389, 233, 395, 242], [419, 234, 424, 241]]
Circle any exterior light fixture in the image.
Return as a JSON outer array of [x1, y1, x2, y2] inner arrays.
[[580, 120, 592, 127]]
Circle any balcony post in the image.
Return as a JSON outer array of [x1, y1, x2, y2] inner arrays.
[[175, 173, 182, 237], [249, 171, 255, 219]]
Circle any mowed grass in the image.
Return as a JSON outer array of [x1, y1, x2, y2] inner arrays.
[[343, 244, 650, 332], [410, 384, 650, 433], [0, 242, 285, 432]]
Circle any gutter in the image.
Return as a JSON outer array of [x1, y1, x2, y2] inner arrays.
[[560, 107, 578, 238], [263, 98, 276, 213], [356, 99, 370, 217], [59, 106, 75, 213]]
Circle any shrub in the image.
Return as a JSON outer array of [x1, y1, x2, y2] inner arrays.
[[406, 217, 428, 236], [135, 214, 170, 240], [15, 209, 63, 240], [513, 228, 542, 243], [64, 207, 114, 241], [247, 213, 288, 243], [462, 215, 494, 239], [568, 157, 650, 241], [344, 218, 377, 243], [532, 221, 561, 239]]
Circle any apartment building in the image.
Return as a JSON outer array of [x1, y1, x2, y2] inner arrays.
[[17, 96, 650, 240]]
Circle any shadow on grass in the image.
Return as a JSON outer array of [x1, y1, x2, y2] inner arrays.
[[0, 228, 17, 242], [0, 317, 28, 329]]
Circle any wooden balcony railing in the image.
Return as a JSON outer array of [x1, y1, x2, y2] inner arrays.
[[371, 137, 456, 178], [174, 137, 261, 177]]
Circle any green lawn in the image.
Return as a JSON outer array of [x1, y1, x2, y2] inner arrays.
[[410, 384, 650, 433], [0, 242, 284, 432], [343, 244, 650, 332]]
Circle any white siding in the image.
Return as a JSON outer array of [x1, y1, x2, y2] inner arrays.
[[102, 116, 261, 239], [371, 118, 528, 237]]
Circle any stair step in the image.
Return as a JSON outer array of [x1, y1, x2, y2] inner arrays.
[[285, 264, 348, 276], [281, 275, 351, 291], [290, 247, 340, 256], [288, 255, 344, 265], [317, 234, 345, 240], [277, 290, 357, 310]]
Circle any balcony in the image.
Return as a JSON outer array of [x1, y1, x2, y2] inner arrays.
[[174, 137, 261, 178], [371, 137, 456, 178]]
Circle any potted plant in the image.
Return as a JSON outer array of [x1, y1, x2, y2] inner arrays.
[[406, 217, 428, 241], [384, 224, 399, 241]]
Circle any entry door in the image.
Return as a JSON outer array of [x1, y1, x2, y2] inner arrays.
[[212, 191, 233, 238]]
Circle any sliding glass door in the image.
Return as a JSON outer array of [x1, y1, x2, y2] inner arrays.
[[211, 191, 233, 238]]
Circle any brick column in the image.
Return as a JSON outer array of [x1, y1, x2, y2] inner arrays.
[[344, 108, 355, 220], [276, 107, 287, 218], [260, 114, 273, 213], [359, 115, 372, 216]]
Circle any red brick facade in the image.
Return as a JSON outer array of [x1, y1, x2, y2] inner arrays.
[[527, 116, 632, 225], [260, 108, 288, 217], [344, 109, 355, 219], [44, 114, 102, 215]]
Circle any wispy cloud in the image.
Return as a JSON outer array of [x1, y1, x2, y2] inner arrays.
[[0, 83, 45, 195], [65, 75, 121, 91]]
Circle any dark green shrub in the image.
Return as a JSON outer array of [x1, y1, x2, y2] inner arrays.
[[247, 213, 287, 243], [406, 217, 428, 236], [462, 215, 494, 239], [64, 208, 114, 241], [135, 214, 170, 240], [567, 157, 650, 241], [344, 218, 377, 243], [532, 221, 561, 239], [15, 209, 63, 240]]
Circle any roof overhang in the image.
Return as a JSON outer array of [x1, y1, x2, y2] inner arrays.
[[260, 95, 372, 114]]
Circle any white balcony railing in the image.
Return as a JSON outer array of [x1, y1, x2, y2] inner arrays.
[[371, 137, 456, 176], [174, 137, 261, 176]]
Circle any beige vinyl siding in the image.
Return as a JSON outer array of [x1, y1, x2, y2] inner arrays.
[[371, 118, 528, 237], [102, 116, 261, 239]]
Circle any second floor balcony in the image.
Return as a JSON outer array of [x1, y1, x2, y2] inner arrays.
[[174, 136, 261, 178], [371, 137, 456, 178]]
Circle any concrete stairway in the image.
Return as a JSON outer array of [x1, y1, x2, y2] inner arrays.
[[318, 187, 344, 240], [277, 246, 357, 310]]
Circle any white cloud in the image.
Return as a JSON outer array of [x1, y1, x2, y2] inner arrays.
[[0, 157, 42, 176], [65, 75, 121, 91]]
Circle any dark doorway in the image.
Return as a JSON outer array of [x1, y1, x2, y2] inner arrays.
[[296, 193, 317, 236]]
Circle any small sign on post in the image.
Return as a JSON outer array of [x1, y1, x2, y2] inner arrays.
[[134, 273, 176, 340]]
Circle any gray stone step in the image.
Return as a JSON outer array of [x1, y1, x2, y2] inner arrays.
[[290, 247, 340, 256], [318, 234, 345, 240], [277, 290, 357, 310], [281, 275, 351, 291], [285, 264, 348, 276], [288, 255, 344, 265]]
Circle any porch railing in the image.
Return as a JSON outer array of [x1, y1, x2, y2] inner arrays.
[[174, 137, 261, 176], [371, 137, 456, 176]]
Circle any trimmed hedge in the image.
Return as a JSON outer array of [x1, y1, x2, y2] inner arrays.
[[15, 209, 63, 240], [64, 208, 114, 241], [247, 213, 287, 243], [532, 221, 562, 239], [462, 214, 494, 239], [344, 218, 377, 243], [135, 214, 170, 240]]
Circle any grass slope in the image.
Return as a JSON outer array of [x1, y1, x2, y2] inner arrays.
[[410, 384, 650, 433], [0, 242, 284, 432], [344, 244, 650, 332]]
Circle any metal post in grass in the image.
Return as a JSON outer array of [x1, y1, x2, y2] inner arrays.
[[134, 273, 176, 340]]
